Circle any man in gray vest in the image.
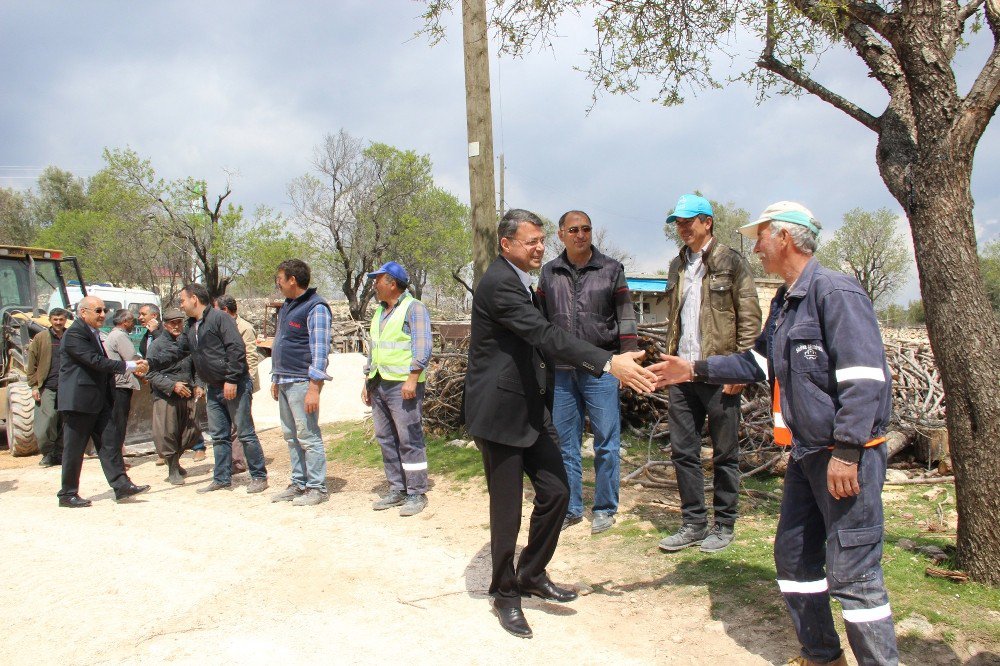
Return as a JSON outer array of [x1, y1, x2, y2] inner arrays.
[[269, 259, 333, 507], [537, 210, 638, 534]]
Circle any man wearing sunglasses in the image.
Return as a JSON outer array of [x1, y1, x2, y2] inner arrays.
[[537, 210, 638, 535], [57, 296, 150, 507]]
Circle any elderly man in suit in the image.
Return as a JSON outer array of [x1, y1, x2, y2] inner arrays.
[[57, 296, 150, 507], [464, 208, 656, 638]]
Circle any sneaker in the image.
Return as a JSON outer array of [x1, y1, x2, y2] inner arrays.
[[561, 515, 583, 531], [272, 484, 305, 503], [197, 481, 232, 494], [192, 450, 206, 462], [700, 524, 735, 553], [292, 488, 327, 506], [372, 490, 406, 511], [591, 513, 616, 535], [246, 478, 269, 494], [399, 493, 428, 517], [658, 523, 709, 552]]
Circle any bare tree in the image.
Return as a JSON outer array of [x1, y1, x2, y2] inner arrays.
[[817, 208, 911, 306]]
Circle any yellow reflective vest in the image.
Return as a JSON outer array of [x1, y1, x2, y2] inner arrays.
[[368, 294, 426, 382]]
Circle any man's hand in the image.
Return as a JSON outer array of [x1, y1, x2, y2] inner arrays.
[[361, 385, 371, 406], [609, 351, 656, 394], [647, 354, 695, 389], [147, 318, 159, 333], [271, 383, 279, 401], [134, 359, 150, 377], [223, 382, 237, 400], [401, 374, 419, 400], [722, 383, 746, 396], [173, 382, 192, 398], [194, 386, 204, 400], [305, 382, 321, 414], [32, 388, 40, 402], [828, 457, 861, 499]]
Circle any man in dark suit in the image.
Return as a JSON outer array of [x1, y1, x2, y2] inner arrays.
[[57, 295, 151, 507], [464, 208, 656, 638]]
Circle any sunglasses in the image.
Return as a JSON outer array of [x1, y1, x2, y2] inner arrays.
[[565, 225, 592, 235], [83, 307, 109, 314]]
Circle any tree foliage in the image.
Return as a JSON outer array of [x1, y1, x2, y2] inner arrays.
[[816, 207, 911, 306], [0, 187, 37, 245], [394, 186, 472, 300], [289, 130, 464, 320], [981, 238, 1000, 313]]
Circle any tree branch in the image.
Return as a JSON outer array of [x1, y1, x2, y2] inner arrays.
[[756, 52, 880, 132], [451, 269, 474, 295], [959, 0, 986, 22]]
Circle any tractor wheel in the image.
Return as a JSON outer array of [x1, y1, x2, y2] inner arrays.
[[6, 381, 38, 456]]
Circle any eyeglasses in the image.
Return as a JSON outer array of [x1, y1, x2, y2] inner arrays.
[[511, 237, 546, 249], [82, 307, 109, 314], [565, 225, 592, 235]]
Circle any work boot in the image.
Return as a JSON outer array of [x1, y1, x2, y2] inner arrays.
[[246, 478, 269, 494], [787, 652, 848, 666], [372, 489, 406, 511], [292, 488, 327, 506], [591, 512, 616, 535], [165, 454, 185, 485], [658, 523, 709, 552], [561, 515, 583, 531], [272, 484, 305, 503], [399, 493, 428, 517], [700, 523, 735, 553]]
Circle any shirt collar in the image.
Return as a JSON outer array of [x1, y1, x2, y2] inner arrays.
[[503, 258, 534, 293]]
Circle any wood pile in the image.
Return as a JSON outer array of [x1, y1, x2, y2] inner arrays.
[[420, 322, 949, 478]]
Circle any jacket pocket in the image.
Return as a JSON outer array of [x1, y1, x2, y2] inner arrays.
[[497, 375, 524, 395], [829, 524, 884, 584], [788, 324, 828, 375], [708, 272, 734, 312]]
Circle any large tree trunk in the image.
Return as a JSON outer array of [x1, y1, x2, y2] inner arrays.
[[885, 146, 1000, 584]]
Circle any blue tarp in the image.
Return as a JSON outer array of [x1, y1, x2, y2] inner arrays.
[[626, 277, 668, 293]]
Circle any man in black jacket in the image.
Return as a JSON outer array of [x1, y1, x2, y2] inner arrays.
[[147, 283, 267, 494], [146, 308, 201, 485], [464, 208, 655, 638], [57, 296, 150, 507]]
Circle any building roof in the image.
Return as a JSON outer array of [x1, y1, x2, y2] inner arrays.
[[627, 276, 669, 293]]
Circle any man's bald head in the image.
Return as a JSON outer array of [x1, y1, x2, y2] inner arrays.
[[77, 296, 108, 328]]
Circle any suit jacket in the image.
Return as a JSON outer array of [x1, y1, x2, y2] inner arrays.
[[58, 318, 128, 414], [463, 256, 612, 448]]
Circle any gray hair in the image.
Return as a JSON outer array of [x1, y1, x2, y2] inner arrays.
[[771, 220, 821, 255], [112, 308, 134, 326], [215, 294, 238, 313], [141, 303, 160, 316], [497, 208, 544, 246]]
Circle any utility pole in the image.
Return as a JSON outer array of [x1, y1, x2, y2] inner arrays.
[[498, 153, 505, 215], [462, 0, 498, 288]]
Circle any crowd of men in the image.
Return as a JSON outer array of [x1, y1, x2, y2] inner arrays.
[[23, 196, 899, 665]]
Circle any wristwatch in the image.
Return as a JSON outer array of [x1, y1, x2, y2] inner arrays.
[[603, 358, 612, 374]]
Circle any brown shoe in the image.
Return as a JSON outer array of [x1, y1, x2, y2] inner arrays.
[[787, 652, 848, 666], [155, 457, 166, 466], [192, 450, 206, 462]]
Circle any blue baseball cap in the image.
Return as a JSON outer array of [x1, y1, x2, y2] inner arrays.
[[666, 194, 714, 224], [367, 261, 409, 285]]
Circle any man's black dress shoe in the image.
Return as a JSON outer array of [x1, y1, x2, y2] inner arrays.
[[58, 494, 92, 508], [518, 577, 578, 603], [115, 483, 151, 501], [495, 606, 532, 638]]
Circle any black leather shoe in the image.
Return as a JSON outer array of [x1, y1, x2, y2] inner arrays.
[[58, 494, 92, 508], [115, 483, 151, 501], [518, 577, 578, 603], [39, 456, 59, 468], [495, 606, 532, 638]]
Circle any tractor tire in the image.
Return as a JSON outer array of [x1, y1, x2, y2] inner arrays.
[[6, 381, 38, 456]]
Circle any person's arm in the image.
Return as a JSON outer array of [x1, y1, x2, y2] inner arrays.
[[240, 320, 260, 378], [146, 326, 189, 370], [26, 336, 41, 390], [304, 304, 333, 413], [219, 313, 248, 385], [401, 300, 433, 399], [63, 328, 128, 375], [490, 275, 654, 392], [613, 265, 639, 353]]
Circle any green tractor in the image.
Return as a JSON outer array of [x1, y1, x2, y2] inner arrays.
[[0, 245, 162, 455]]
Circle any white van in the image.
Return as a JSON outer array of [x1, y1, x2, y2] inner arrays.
[[50, 282, 161, 316]]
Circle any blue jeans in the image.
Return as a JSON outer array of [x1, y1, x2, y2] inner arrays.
[[278, 381, 327, 491], [205, 375, 267, 484], [552, 368, 621, 519]]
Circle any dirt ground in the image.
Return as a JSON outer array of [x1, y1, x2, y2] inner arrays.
[[0, 354, 977, 665]]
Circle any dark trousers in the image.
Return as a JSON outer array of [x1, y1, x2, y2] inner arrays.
[[476, 422, 570, 610], [667, 382, 741, 526], [35, 387, 63, 460], [776, 446, 898, 665], [58, 407, 130, 497], [108, 387, 134, 450], [152, 397, 200, 457]]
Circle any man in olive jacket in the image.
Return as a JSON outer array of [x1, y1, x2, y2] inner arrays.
[[27, 307, 71, 467], [658, 194, 761, 554]]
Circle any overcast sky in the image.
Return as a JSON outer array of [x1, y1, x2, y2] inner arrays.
[[2, 1, 998, 304]]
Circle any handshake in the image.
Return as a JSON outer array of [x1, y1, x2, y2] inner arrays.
[[133, 359, 150, 377]]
